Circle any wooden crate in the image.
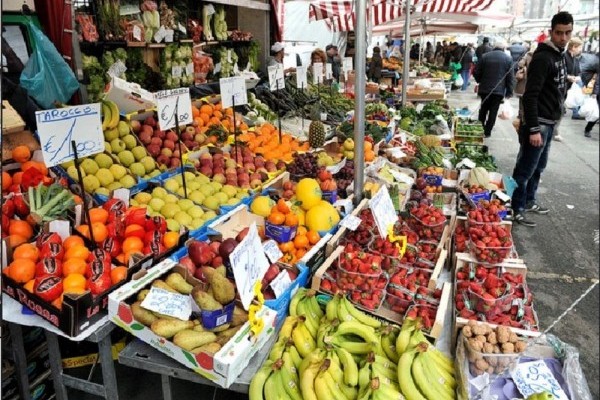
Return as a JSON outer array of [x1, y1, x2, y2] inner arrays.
[[1, 131, 40, 163], [2, 101, 25, 135]]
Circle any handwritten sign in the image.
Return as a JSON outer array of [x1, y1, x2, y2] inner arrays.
[[229, 223, 270, 310], [270, 270, 292, 298], [133, 25, 142, 41], [511, 360, 569, 400], [369, 185, 398, 239], [333, 198, 354, 215], [263, 240, 283, 263], [36, 104, 104, 167], [171, 65, 183, 78], [340, 214, 361, 231], [154, 26, 167, 43], [107, 60, 127, 78], [186, 63, 194, 76], [325, 63, 333, 80], [219, 77, 248, 109], [296, 66, 307, 89], [155, 88, 193, 131], [267, 65, 285, 91], [312, 63, 324, 84], [140, 287, 192, 320]]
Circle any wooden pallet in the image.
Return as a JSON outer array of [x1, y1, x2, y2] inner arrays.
[[2, 101, 25, 135]]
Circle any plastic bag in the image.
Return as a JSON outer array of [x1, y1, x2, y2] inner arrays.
[[498, 101, 515, 120], [20, 22, 80, 109], [579, 96, 599, 122], [565, 84, 585, 109], [454, 74, 464, 88]]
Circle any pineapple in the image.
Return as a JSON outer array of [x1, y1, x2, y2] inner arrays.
[[308, 104, 325, 149]]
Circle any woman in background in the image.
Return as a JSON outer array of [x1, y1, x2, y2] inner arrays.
[[368, 47, 383, 83]]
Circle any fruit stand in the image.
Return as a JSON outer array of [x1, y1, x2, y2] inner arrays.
[[1, 3, 595, 399]]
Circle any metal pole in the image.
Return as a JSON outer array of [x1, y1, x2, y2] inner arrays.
[[353, 0, 368, 203], [401, 0, 412, 106]]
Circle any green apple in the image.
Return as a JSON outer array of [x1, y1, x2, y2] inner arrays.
[[134, 192, 153, 205], [174, 211, 192, 227], [83, 175, 100, 192], [118, 150, 135, 167], [132, 146, 147, 161], [129, 199, 139, 207], [199, 185, 215, 196], [149, 198, 165, 211], [62, 160, 75, 168], [94, 187, 110, 197], [66, 166, 84, 182], [148, 169, 161, 178], [209, 182, 223, 192], [187, 205, 205, 219], [184, 171, 196, 182], [129, 162, 146, 177], [118, 121, 130, 137], [236, 191, 249, 200], [189, 191, 205, 205], [164, 194, 179, 204], [222, 185, 237, 198], [95, 153, 114, 168], [109, 164, 127, 181], [104, 127, 119, 141], [110, 138, 126, 153], [81, 159, 99, 175], [214, 192, 229, 204], [119, 175, 136, 189], [166, 218, 180, 232], [187, 181, 201, 191], [160, 203, 180, 219], [152, 187, 168, 199], [122, 134, 138, 150], [177, 199, 195, 211], [202, 210, 217, 221], [140, 156, 155, 173], [191, 218, 204, 230], [203, 195, 220, 210], [197, 174, 210, 184], [107, 181, 123, 191], [164, 179, 180, 193], [95, 168, 114, 187], [176, 187, 187, 197], [226, 197, 239, 206]]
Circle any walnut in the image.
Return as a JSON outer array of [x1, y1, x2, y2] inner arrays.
[[463, 325, 473, 338], [467, 319, 478, 328], [467, 352, 479, 363], [471, 366, 485, 376], [515, 341, 527, 353], [468, 338, 484, 351], [487, 331, 498, 345], [475, 335, 487, 343], [493, 345, 501, 354], [502, 342, 515, 353], [472, 325, 487, 336], [488, 356, 498, 367], [475, 358, 489, 371], [509, 332, 519, 343], [496, 326, 510, 344], [483, 343, 494, 354]]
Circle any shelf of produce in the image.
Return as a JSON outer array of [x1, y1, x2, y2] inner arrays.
[[205, 0, 270, 11]]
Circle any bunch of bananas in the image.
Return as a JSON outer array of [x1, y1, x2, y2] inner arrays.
[[250, 290, 457, 400], [101, 100, 120, 130]]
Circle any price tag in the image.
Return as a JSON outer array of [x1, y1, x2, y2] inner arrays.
[[262, 240, 283, 263], [229, 223, 270, 310], [113, 188, 130, 204], [441, 178, 457, 188], [312, 63, 324, 84], [214, 62, 222, 74], [296, 66, 307, 89], [333, 198, 354, 215], [267, 65, 285, 91], [342, 57, 353, 72], [388, 119, 397, 136], [456, 157, 477, 169], [325, 63, 333, 80], [186, 63, 194, 76], [133, 25, 142, 41], [270, 270, 292, 298], [140, 287, 192, 321], [36, 104, 104, 167], [204, 4, 216, 15], [107, 60, 127, 78], [495, 190, 511, 202], [389, 169, 415, 186], [49, 220, 71, 241], [172, 65, 183, 78], [155, 88, 193, 131], [340, 214, 361, 231], [325, 157, 347, 175], [219, 77, 248, 109], [154, 26, 167, 43], [369, 185, 397, 239], [511, 360, 568, 400]]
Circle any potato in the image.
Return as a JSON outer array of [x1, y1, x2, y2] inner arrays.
[[191, 342, 222, 355], [231, 306, 249, 327], [482, 343, 494, 354], [150, 319, 195, 338], [207, 273, 235, 305], [137, 289, 150, 301], [475, 335, 487, 343], [172, 329, 217, 351], [192, 287, 222, 311], [215, 325, 242, 346], [165, 272, 194, 294], [131, 301, 157, 326], [152, 279, 178, 293]]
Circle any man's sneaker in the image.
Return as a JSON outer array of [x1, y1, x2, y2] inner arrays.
[[525, 202, 549, 214], [553, 135, 563, 142], [513, 213, 536, 227]]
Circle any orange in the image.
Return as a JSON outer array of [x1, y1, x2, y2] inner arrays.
[[293, 235, 309, 249], [9, 220, 33, 240], [88, 208, 109, 224], [64, 245, 90, 261], [89, 222, 108, 243], [23, 279, 35, 293], [63, 235, 85, 251], [163, 232, 180, 249], [276, 199, 290, 214], [200, 113, 210, 124], [8, 234, 27, 248], [63, 286, 87, 296], [21, 161, 47, 176], [295, 248, 307, 259], [13, 243, 39, 262], [200, 104, 213, 114], [268, 212, 286, 225], [11, 172, 23, 185], [63, 258, 87, 276], [192, 106, 201, 118], [307, 230, 321, 245], [12, 145, 31, 163], [2, 172, 12, 191], [284, 213, 299, 227], [8, 258, 36, 283], [63, 273, 87, 291], [296, 226, 308, 236], [115, 253, 127, 265], [122, 237, 143, 254], [76, 224, 91, 239], [124, 224, 145, 239], [278, 241, 295, 253], [110, 266, 128, 285]]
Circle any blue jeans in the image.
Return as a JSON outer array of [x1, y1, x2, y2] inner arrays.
[[460, 69, 471, 91], [512, 124, 554, 212]]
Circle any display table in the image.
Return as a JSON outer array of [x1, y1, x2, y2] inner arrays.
[[118, 329, 279, 399]]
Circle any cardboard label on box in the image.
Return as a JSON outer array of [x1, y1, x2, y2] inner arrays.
[[105, 77, 156, 114]]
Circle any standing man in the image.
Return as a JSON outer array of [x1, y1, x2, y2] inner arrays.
[[473, 39, 515, 137], [460, 44, 475, 91], [267, 42, 295, 74], [326, 44, 341, 82], [508, 41, 527, 72], [565, 37, 583, 119], [511, 11, 573, 227], [475, 37, 493, 62]]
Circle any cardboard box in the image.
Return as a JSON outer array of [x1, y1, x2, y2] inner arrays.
[[108, 259, 277, 388], [104, 77, 156, 115], [207, 204, 264, 239]]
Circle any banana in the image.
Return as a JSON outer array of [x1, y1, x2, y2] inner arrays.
[[397, 350, 427, 400], [292, 321, 316, 358], [421, 348, 456, 389], [279, 356, 303, 400], [300, 362, 321, 400], [335, 347, 359, 387], [287, 344, 303, 370], [396, 319, 416, 357], [249, 360, 273, 400], [269, 338, 287, 362], [263, 368, 280, 400], [329, 336, 373, 355], [371, 362, 398, 383], [317, 319, 334, 349], [322, 370, 350, 400], [299, 349, 325, 377], [372, 383, 404, 400], [105, 100, 120, 129], [427, 346, 455, 376], [314, 365, 335, 400], [341, 296, 381, 329], [373, 354, 397, 371], [326, 295, 340, 321], [358, 362, 371, 389], [374, 376, 400, 393], [335, 321, 380, 345], [282, 350, 299, 385], [101, 102, 112, 131], [289, 288, 307, 316], [336, 296, 356, 323], [325, 355, 344, 383], [280, 316, 299, 339], [412, 351, 454, 400], [381, 335, 399, 364], [297, 301, 318, 339], [306, 290, 325, 319], [418, 351, 456, 398]]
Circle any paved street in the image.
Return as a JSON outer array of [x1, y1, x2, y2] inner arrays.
[[449, 88, 599, 398]]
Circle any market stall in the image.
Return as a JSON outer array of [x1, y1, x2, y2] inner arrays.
[[1, 1, 597, 399]]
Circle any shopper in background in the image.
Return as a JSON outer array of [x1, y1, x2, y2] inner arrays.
[[267, 42, 295, 74], [459, 44, 475, 91], [308, 48, 327, 83], [424, 42, 434, 63], [511, 11, 573, 227], [475, 37, 493, 62], [473, 39, 514, 137], [326, 44, 341, 82], [565, 37, 584, 119], [508, 41, 527, 72], [409, 43, 420, 60], [389, 45, 402, 59], [367, 46, 383, 83], [514, 42, 537, 119], [583, 57, 599, 138]]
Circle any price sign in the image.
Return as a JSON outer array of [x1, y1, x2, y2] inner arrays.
[[172, 65, 183, 78], [36, 104, 104, 167], [153, 26, 167, 43], [155, 88, 193, 131], [342, 57, 353, 72], [312, 63, 324, 84], [107, 60, 127, 78], [219, 77, 248, 109], [140, 287, 192, 320], [325, 63, 333, 80], [369, 185, 398, 239], [113, 188, 130, 204], [49, 220, 71, 241], [262, 240, 283, 263], [229, 223, 270, 310], [296, 66, 308, 89], [133, 25, 142, 41], [511, 360, 569, 400], [270, 270, 292, 298], [267, 65, 285, 91], [186, 63, 194, 76], [389, 169, 415, 186], [340, 214, 361, 231]]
